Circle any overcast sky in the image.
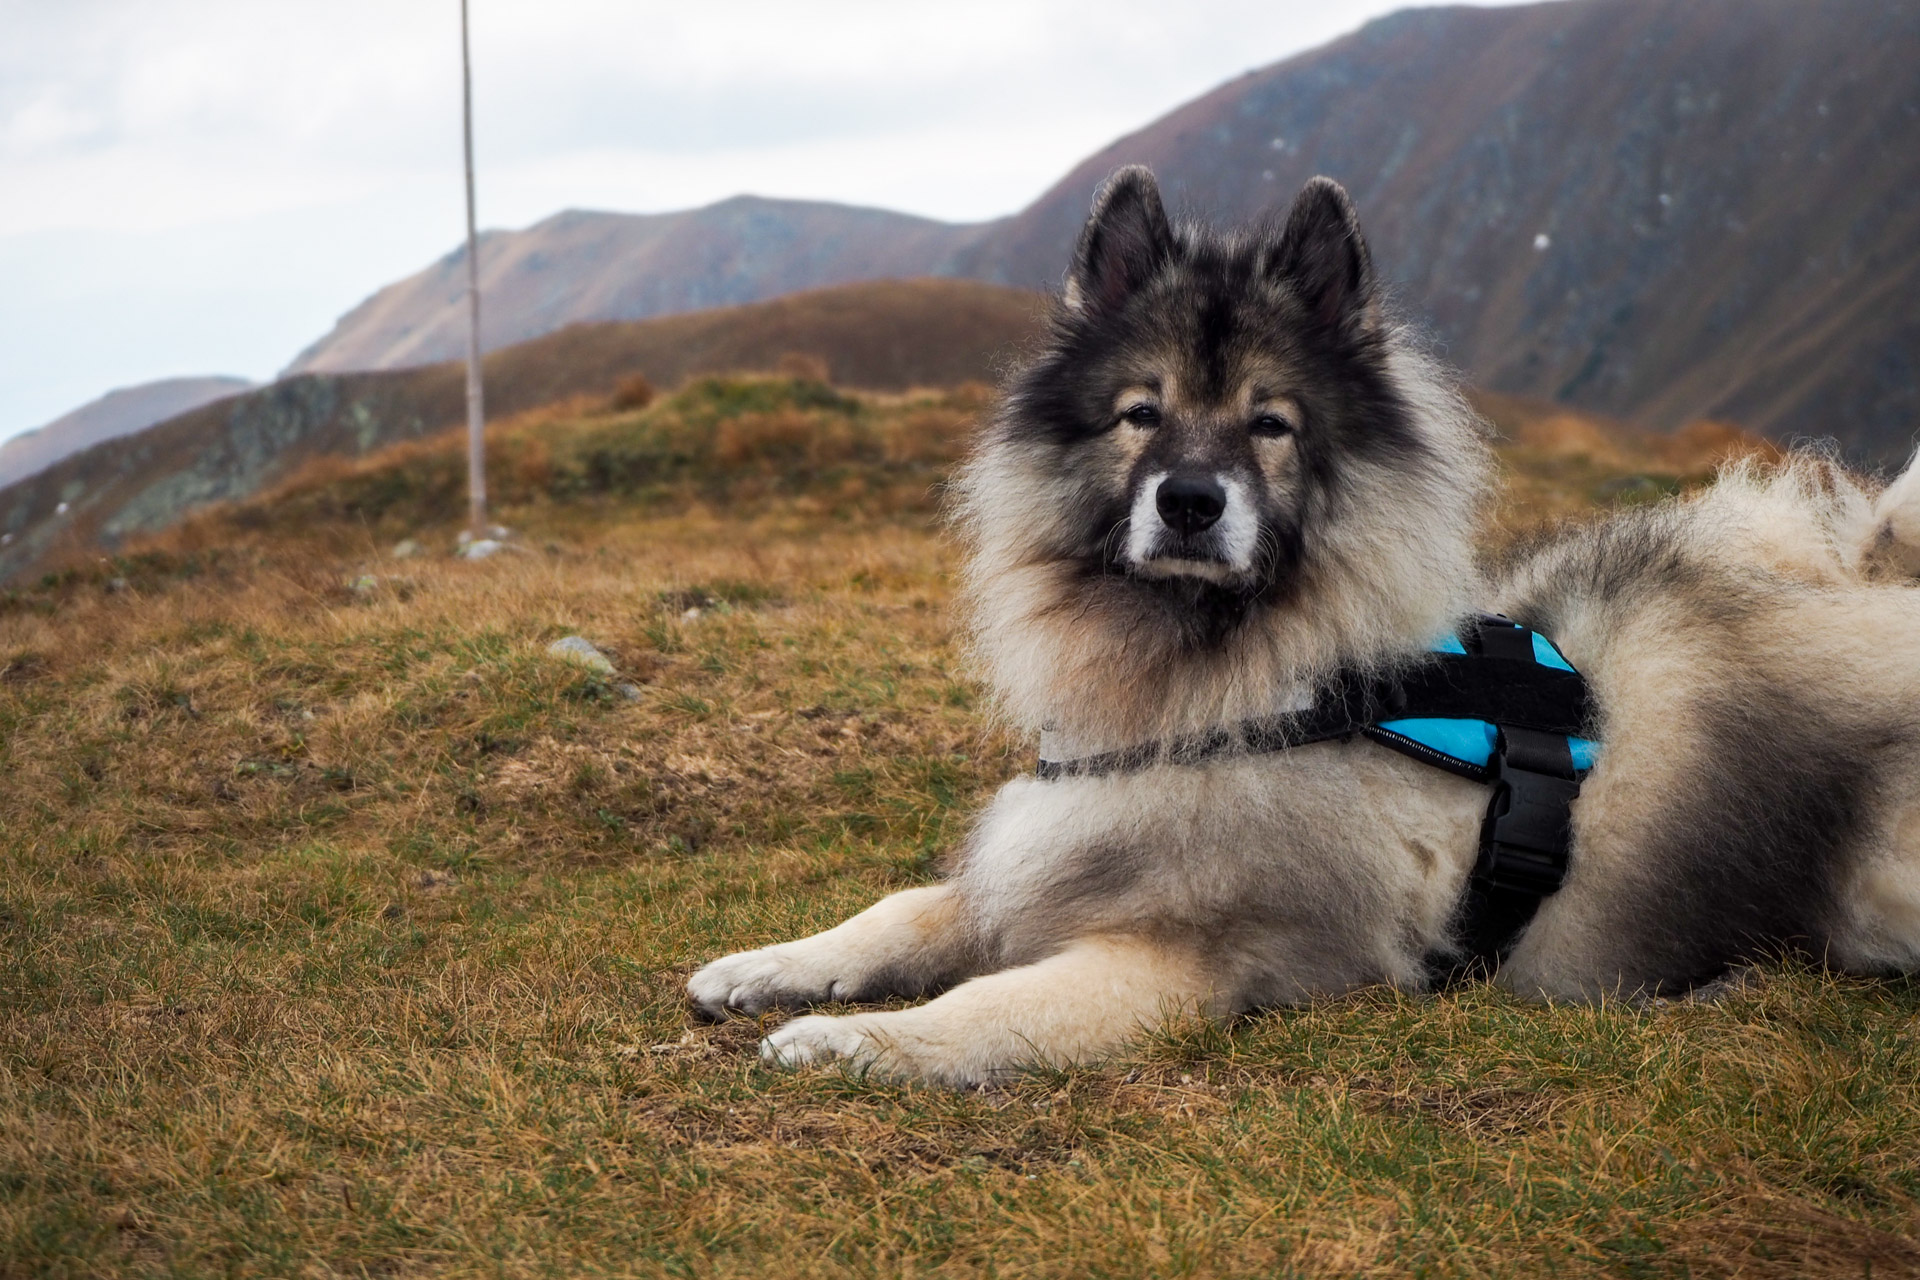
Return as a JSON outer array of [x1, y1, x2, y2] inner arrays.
[[0, 0, 1534, 443]]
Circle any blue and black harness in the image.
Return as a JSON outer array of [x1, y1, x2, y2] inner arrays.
[[1035, 615, 1598, 981]]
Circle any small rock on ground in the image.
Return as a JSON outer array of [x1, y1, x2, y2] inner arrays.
[[547, 635, 617, 675]]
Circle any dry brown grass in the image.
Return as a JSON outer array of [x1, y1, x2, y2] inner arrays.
[[3, 380, 1915, 1277], [1471, 389, 1782, 540], [609, 375, 657, 413]]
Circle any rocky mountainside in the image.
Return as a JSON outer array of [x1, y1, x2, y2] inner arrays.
[[284, 0, 1920, 461], [7, 0, 1912, 587], [0, 376, 254, 491], [285, 198, 997, 374], [954, 0, 1920, 459], [0, 280, 1041, 583]]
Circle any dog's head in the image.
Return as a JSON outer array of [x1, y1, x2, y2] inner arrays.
[[1015, 168, 1436, 607], [956, 168, 1490, 741]]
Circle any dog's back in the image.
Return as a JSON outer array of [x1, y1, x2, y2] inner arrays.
[[1494, 458, 1920, 994]]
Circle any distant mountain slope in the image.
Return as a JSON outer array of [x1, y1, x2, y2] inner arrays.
[[953, 0, 1920, 457], [0, 376, 254, 490], [288, 0, 1918, 460], [286, 197, 998, 374], [0, 279, 1042, 583]]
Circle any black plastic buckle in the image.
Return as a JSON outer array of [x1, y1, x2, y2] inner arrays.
[[1474, 731, 1578, 897]]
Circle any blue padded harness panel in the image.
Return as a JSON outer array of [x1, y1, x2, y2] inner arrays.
[[1374, 629, 1600, 776]]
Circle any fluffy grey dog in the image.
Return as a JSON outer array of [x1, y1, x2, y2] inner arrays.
[[689, 168, 1920, 1087]]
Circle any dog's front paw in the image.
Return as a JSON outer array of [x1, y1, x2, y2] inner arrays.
[[687, 947, 830, 1019], [760, 1014, 887, 1072], [761, 1013, 993, 1086]]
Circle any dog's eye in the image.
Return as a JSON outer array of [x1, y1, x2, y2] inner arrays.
[[1250, 412, 1295, 438], [1122, 404, 1161, 427]]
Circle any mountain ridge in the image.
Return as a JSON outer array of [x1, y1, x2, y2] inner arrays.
[[0, 376, 256, 492], [8, 0, 1916, 585], [284, 196, 999, 375], [950, 0, 1920, 456], [287, 0, 1920, 461]]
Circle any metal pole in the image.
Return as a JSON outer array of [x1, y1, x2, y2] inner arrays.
[[460, 0, 487, 539]]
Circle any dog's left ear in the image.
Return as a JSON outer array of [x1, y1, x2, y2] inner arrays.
[[1272, 177, 1376, 330], [1066, 166, 1173, 314]]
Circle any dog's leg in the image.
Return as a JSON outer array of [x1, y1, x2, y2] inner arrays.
[[759, 933, 1218, 1087], [687, 884, 976, 1019], [1861, 448, 1920, 581]]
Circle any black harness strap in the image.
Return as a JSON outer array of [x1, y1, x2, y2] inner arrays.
[[1034, 638, 1589, 782], [1428, 618, 1589, 983], [1430, 723, 1583, 984]]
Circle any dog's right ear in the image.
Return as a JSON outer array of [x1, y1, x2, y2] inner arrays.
[[1065, 166, 1172, 314]]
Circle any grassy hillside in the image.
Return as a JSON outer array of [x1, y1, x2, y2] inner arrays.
[[4, 378, 1915, 1277], [0, 279, 1043, 588]]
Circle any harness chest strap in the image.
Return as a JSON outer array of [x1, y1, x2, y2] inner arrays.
[[1033, 615, 1597, 980]]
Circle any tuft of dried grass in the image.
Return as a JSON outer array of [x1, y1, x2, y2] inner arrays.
[[610, 373, 657, 412]]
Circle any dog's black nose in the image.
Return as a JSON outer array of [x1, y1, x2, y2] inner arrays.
[[1156, 473, 1226, 536]]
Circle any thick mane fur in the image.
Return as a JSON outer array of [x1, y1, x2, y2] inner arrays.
[[951, 310, 1491, 747]]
